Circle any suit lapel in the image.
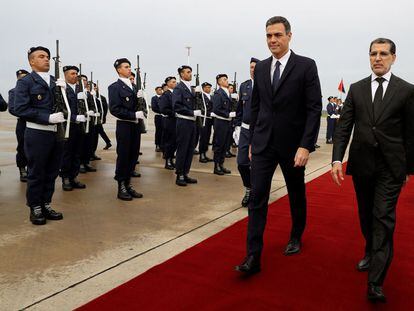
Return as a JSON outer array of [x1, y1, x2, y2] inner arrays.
[[273, 52, 296, 96], [263, 56, 273, 99], [118, 79, 134, 94], [180, 82, 194, 97], [31, 71, 50, 89], [375, 74, 399, 123], [361, 76, 374, 125]]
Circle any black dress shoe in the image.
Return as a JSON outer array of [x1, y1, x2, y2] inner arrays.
[[71, 179, 86, 189], [103, 143, 112, 150], [79, 164, 87, 173], [42, 203, 63, 220], [314, 144, 320, 149], [155, 146, 162, 152], [19, 167, 28, 182], [193, 149, 200, 155], [62, 177, 73, 191], [136, 160, 140, 165], [176, 175, 187, 187], [357, 255, 371, 272], [284, 239, 301, 255], [220, 165, 231, 174], [326, 139, 333, 144], [241, 188, 251, 207], [118, 181, 133, 201], [214, 163, 225, 176], [225, 151, 233, 158], [84, 164, 97, 172], [235, 256, 261, 275], [131, 171, 141, 178], [184, 175, 197, 184], [126, 181, 143, 198], [30, 206, 46, 225], [139, 152, 143, 155], [199, 153, 209, 163], [367, 284, 386, 303], [165, 159, 175, 170]]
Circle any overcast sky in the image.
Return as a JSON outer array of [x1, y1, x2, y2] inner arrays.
[[1, 0, 413, 103]]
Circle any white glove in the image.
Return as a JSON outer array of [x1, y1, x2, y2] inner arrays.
[[90, 90, 96, 96], [56, 78, 66, 88], [135, 111, 145, 119], [49, 112, 65, 124], [137, 90, 144, 98], [233, 126, 241, 145], [229, 111, 236, 118], [231, 93, 239, 100], [193, 110, 202, 117], [95, 112, 101, 117], [87, 110, 95, 116], [77, 92, 87, 100], [76, 115, 86, 123], [195, 86, 202, 93]]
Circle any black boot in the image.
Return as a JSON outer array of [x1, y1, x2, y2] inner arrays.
[[30, 206, 46, 225], [214, 163, 224, 175], [220, 165, 231, 174], [42, 203, 63, 221], [184, 175, 198, 184], [165, 158, 175, 170], [71, 178, 86, 189], [62, 177, 73, 191], [155, 145, 162, 152], [84, 164, 97, 172], [79, 164, 87, 173], [225, 151, 233, 158], [19, 167, 28, 182], [241, 188, 251, 207], [117, 181, 133, 201], [131, 171, 141, 178], [103, 142, 112, 150], [199, 153, 208, 163], [125, 180, 143, 198], [176, 174, 187, 186]]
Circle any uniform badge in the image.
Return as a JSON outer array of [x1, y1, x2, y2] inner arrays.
[[126, 97, 129, 101], [37, 94, 42, 100]]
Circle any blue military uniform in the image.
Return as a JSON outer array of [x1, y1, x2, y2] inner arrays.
[[151, 94, 164, 151], [80, 90, 97, 171], [94, 94, 111, 150], [198, 91, 214, 160], [159, 89, 176, 169], [172, 81, 198, 184], [326, 98, 336, 143]]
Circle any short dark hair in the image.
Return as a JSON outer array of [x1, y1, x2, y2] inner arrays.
[[266, 16, 291, 33], [369, 38, 396, 55]]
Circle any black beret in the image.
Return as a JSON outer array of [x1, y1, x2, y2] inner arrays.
[[250, 57, 260, 64], [216, 74, 228, 81], [63, 65, 79, 73], [327, 96, 333, 100], [27, 46, 50, 58], [177, 65, 192, 74], [161, 83, 167, 88], [201, 82, 212, 88], [165, 76, 176, 83], [16, 69, 29, 77], [130, 72, 136, 77], [113, 58, 131, 69], [79, 74, 88, 80], [155, 86, 162, 90]]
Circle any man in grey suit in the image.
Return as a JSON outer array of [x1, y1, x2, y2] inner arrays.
[[331, 38, 414, 303]]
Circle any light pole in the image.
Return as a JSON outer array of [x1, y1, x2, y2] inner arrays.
[[185, 46, 191, 65]]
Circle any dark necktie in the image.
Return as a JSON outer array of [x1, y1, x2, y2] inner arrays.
[[372, 77, 385, 119], [272, 61, 281, 93]]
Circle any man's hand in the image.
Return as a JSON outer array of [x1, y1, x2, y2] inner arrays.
[[248, 144, 252, 161], [331, 162, 344, 186], [294, 147, 309, 167]]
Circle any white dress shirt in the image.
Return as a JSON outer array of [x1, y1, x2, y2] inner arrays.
[[203, 92, 211, 100], [36, 71, 50, 87], [270, 49, 292, 83], [119, 77, 133, 90], [371, 71, 392, 101], [68, 83, 76, 93], [220, 87, 230, 97], [181, 80, 193, 93]]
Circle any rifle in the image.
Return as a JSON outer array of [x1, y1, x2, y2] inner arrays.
[[78, 64, 89, 133], [89, 71, 100, 125], [96, 80, 105, 124], [194, 64, 206, 127], [135, 55, 147, 133], [143, 72, 147, 90], [231, 71, 238, 112], [53, 39, 71, 141]]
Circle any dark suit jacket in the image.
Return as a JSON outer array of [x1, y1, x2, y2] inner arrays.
[[250, 51, 322, 158], [159, 90, 174, 117], [332, 74, 414, 182], [212, 88, 232, 119], [172, 82, 195, 116], [108, 79, 138, 121]]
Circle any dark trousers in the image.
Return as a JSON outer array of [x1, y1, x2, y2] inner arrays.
[[199, 118, 213, 153], [163, 117, 177, 159], [247, 144, 306, 257], [175, 118, 196, 175], [24, 128, 63, 207], [16, 118, 27, 168], [237, 127, 251, 188], [194, 125, 200, 150], [226, 121, 235, 152], [80, 123, 95, 165], [213, 119, 231, 164], [60, 124, 84, 180], [154, 115, 163, 147], [326, 117, 336, 140], [115, 121, 139, 182], [95, 123, 111, 146], [352, 153, 403, 286]]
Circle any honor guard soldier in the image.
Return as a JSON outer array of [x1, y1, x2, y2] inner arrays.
[[234, 57, 259, 206], [172, 65, 201, 186], [198, 82, 214, 163], [8, 69, 30, 182], [108, 58, 144, 200], [94, 83, 112, 150], [151, 86, 164, 152], [60, 65, 87, 191], [14, 46, 64, 225], [226, 83, 237, 158], [212, 74, 236, 175], [159, 76, 177, 170]]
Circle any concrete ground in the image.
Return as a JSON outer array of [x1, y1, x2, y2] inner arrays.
[[0, 112, 338, 310]]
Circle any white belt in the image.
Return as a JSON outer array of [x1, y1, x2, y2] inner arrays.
[[211, 112, 231, 121], [241, 122, 250, 130], [154, 112, 162, 116], [161, 114, 168, 117], [26, 122, 57, 132], [176, 113, 196, 121], [116, 118, 138, 124]]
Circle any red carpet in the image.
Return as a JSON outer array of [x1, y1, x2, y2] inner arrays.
[[78, 169, 414, 310]]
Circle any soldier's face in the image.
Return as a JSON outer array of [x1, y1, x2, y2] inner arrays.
[[167, 79, 177, 89], [129, 75, 135, 83], [250, 62, 256, 79], [155, 88, 163, 95], [117, 63, 131, 78], [218, 77, 229, 88], [180, 69, 192, 81], [29, 51, 50, 72], [370, 43, 396, 77], [203, 86, 211, 93], [65, 70, 78, 84], [228, 85, 234, 93], [266, 23, 291, 59], [82, 78, 88, 88]]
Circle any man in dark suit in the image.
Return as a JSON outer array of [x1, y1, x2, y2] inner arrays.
[[151, 86, 164, 152], [235, 16, 322, 274], [198, 82, 214, 163], [331, 38, 414, 303], [326, 96, 337, 143]]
